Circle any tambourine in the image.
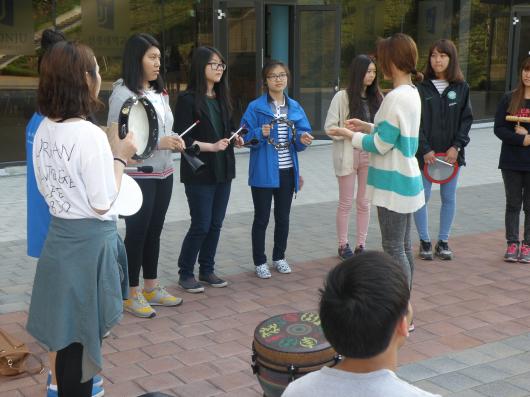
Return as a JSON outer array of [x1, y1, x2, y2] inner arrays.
[[268, 117, 296, 150], [118, 96, 159, 160], [424, 153, 459, 184]]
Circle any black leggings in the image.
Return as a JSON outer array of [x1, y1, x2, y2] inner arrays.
[[56, 343, 93, 397], [124, 175, 173, 287]]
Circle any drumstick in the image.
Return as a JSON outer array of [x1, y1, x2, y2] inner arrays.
[[228, 125, 246, 142], [125, 166, 153, 173], [435, 157, 454, 167], [173, 120, 200, 138]]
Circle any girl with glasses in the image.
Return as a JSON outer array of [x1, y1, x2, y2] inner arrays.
[[325, 54, 383, 260], [240, 60, 313, 279], [173, 46, 243, 292]]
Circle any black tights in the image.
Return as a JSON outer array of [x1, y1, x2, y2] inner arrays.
[[56, 343, 93, 397]]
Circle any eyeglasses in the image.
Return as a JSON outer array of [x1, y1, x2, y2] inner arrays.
[[208, 62, 227, 71], [267, 73, 288, 81]]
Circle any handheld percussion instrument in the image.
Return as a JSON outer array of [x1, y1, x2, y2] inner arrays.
[[118, 96, 159, 160], [252, 312, 341, 397], [173, 120, 205, 174], [424, 153, 459, 184], [113, 174, 143, 216], [267, 118, 297, 150], [506, 115, 530, 126]]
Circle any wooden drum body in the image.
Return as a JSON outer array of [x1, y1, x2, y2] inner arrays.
[[252, 312, 341, 397]]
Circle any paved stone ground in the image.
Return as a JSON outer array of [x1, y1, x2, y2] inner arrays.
[[2, 127, 530, 396]]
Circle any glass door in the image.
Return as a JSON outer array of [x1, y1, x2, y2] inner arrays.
[[215, 0, 261, 124], [508, 6, 530, 90], [293, 5, 340, 136]]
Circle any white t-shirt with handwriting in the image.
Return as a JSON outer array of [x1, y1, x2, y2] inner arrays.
[[33, 118, 118, 221], [282, 367, 441, 397]]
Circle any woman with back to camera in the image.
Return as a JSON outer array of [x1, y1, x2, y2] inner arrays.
[[414, 39, 472, 261], [325, 55, 383, 260], [26, 41, 136, 397], [494, 56, 530, 262], [240, 60, 313, 279], [108, 33, 185, 318], [173, 46, 243, 292], [327, 34, 424, 332]]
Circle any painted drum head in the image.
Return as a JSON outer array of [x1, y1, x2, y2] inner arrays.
[[424, 153, 459, 184]]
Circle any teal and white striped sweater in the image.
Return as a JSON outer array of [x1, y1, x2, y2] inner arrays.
[[352, 84, 424, 214]]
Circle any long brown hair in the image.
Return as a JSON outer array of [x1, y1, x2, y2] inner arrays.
[[508, 57, 530, 115], [377, 33, 423, 82], [423, 39, 464, 83], [38, 41, 102, 119]]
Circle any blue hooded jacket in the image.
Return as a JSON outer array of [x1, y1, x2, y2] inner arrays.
[[241, 94, 312, 191]]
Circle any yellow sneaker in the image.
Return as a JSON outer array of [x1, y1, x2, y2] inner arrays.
[[124, 293, 156, 318], [143, 285, 183, 307]]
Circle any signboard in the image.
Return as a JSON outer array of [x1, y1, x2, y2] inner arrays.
[[0, 0, 34, 55], [81, 0, 130, 56]]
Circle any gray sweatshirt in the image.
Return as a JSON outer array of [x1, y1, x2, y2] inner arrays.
[[107, 79, 175, 179]]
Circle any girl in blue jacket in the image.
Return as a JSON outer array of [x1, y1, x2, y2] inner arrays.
[[241, 60, 313, 279]]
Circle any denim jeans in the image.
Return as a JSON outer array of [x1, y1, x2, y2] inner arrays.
[[502, 169, 530, 244], [251, 168, 295, 265], [414, 169, 460, 242], [178, 182, 231, 279], [124, 175, 173, 287], [377, 206, 414, 289]]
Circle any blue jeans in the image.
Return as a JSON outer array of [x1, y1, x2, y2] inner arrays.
[[178, 182, 231, 279], [377, 207, 414, 289], [251, 168, 295, 265], [414, 169, 460, 242]]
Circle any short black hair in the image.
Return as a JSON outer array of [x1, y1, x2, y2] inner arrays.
[[122, 33, 164, 94], [319, 251, 410, 359]]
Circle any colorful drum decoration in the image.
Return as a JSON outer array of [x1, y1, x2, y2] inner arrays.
[[252, 312, 341, 397]]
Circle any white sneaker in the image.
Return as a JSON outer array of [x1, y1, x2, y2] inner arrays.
[[273, 259, 291, 274], [255, 263, 272, 279]]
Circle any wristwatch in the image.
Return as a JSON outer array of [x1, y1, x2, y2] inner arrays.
[[453, 146, 461, 152]]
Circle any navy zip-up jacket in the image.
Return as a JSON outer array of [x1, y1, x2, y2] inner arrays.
[[416, 80, 473, 168]]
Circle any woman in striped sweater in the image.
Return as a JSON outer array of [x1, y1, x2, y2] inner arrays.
[[327, 33, 424, 296]]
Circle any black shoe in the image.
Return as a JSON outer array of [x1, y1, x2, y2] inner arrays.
[[338, 243, 354, 260], [419, 240, 433, 260], [435, 240, 453, 260], [178, 277, 205, 293], [198, 273, 228, 288], [354, 245, 364, 254]]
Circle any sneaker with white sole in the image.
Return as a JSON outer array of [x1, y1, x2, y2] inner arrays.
[[178, 277, 205, 293], [273, 259, 292, 274], [47, 383, 104, 397], [198, 273, 228, 288], [47, 371, 103, 388], [123, 293, 156, 318], [143, 285, 183, 306], [255, 263, 271, 279]]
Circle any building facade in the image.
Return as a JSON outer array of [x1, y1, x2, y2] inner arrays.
[[0, 0, 528, 164]]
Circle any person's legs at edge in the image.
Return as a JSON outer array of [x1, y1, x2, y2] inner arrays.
[[55, 343, 93, 397], [502, 169, 523, 261], [519, 171, 530, 262], [435, 169, 460, 259]]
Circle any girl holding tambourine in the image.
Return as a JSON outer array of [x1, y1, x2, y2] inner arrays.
[[413, 39, 472, 262], [241, 60, 313, 279], [494, 56, 530, 263], [324, 55, 383, 260], [173, 46, 243, 293], [108, 33, 185, 318]]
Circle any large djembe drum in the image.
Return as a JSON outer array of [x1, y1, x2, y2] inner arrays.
[[251, 312, 341, 397]]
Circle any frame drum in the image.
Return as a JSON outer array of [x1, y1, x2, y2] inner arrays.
[[252, 312, 341, 397], [118, 96, 159, 160]]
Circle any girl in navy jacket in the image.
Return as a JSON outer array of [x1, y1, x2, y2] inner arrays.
[[241, 60, 313, 279]]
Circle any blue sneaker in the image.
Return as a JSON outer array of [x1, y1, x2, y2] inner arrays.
[[47, 384, 104, 397], [47, 371, 103, 388]]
